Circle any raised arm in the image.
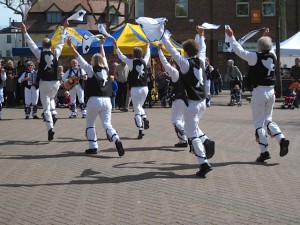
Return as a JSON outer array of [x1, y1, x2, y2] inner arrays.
[[225, 27, 257, 66], [143, 42, 151, 65], [66, 38, 94, 77], [113, 39, 133, 70], [196, 26, 206, 64], [54, 20, 69, 59], [161, 35, 189, 74], [158, 44, 179, 82], [21, 23, 41, 60], [99, 37, 106, 58]]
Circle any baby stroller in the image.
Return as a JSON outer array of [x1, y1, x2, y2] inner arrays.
[[228, 82, 242, 106], [281, 90, 296, 110]]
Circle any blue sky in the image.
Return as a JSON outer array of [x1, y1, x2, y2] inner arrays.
[[0, 4, 21, 28]]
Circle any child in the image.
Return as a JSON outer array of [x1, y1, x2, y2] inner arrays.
[[111, 75, 118, 111], [288, 77, 300, 108], [59, 91, 71, 108]]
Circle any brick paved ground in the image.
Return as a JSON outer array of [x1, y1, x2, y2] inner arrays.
[[0, 90, 299, 225]]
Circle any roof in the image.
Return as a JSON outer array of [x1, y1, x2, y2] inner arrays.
[[30, 0, 124, 14]]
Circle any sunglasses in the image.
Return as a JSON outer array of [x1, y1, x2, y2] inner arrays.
[[28, 65, 34, 67]]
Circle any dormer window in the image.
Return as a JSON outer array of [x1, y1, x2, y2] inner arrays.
[[47, 12, 62, 23], [46, 4, 62, 24]]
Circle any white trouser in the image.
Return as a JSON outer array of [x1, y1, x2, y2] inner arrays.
[[184, 99, 207, 164], [252, 86, 284, 152], [0, 88, 3, 103], [39, 80, 60, 131], [70, 84, 86, 116], [131, 86, 148, 130], [86, 96, 120, 149], [171, 99, 187, 143], [24, 86, 39, 106], [205, 79, 211, 98], [70, 84, 85, 104]]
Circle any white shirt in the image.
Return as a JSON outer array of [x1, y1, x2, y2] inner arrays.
[[62, 67, 87, 82], [116, 47, 151, 71], [24, 29, 66, 61]]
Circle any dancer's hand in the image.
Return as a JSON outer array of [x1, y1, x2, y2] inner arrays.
[[21, 23, 27, 33], [158, 43, 163, 50], [196, 26, 204, 36], [225, 28, 234, 37]]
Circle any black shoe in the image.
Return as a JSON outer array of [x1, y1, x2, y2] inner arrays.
[[33, 115, 39, 119], [203, 139, 215, 159], [48, 128, 55, 141], [52, 115, 57, 125], [174, 142, 188, 147], [196, 163, 212, 178], [138, 130, 144, 139], [25, 116, 29, 119], [280, 138, 289, 157], [82, 114, 86, 118], [115, 140, 125, 156], [143, 118, 150, 130], [256, 151, 271, 163], [85, 148, 98, 154], [69, 114, 77, 119]]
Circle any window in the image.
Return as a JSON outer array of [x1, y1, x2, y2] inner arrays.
[[175, 0, 188, 18], [7, 35, 12, 44], [135, 0, 144, 17], [6, 50, 11, 57], [47, 12, 62, 23], [105, 14, 119, 25], [236, 0, 249, 17], [262, 0, 275, 16]]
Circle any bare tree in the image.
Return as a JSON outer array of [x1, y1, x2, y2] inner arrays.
[[86, 0, 134, 32]]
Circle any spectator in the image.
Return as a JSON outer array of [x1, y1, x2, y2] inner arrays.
[[16, 60, 25, 105], [114, 61, 129, 111], [290, 58, 300, 82], [4, 60, 18, 107], [211, 67, 222, 95], [56, 65, 66, 106], [111, 75, 118, 111], [226, 59, 243, 89], [18, 61, 40, 119], [145, 62, 154, 108]]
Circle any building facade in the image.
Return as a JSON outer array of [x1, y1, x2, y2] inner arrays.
[[0, 22, 22, 58], [26, 0, 126, 43], [143, 0, 300, 75]]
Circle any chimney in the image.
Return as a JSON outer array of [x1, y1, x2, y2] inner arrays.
[[9, 18, 11, 26]]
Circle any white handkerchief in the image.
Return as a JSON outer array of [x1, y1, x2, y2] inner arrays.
[[67, 10, 86, 21], [201, 22, 220, 29], [136, 17, 168, 42], [97, 24, 114, 39], [18, 1, 32, 22]]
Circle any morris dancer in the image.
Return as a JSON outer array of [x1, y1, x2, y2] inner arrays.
[[0, 66, 7, 120], [18, 61, 39, 119], [161, 26, 214, 178], [113, 39, 150, 139], [225, 27, 289, 162], [21, 20, 69, 141], [67, 37, 124, 156], [62, 59, 87, 118]]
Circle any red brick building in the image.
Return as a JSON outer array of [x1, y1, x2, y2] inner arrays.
[[143, 0, 300, 75]]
